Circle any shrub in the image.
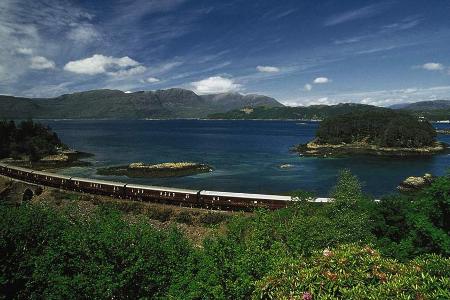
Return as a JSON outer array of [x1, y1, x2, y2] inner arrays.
[[254, 244, 450, 300], [174, 211, 193, 225], [198, 212, 228, 225], [148, 207, 173, 222]]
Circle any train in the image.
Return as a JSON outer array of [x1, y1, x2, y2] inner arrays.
[[0, 163, 293, 210]]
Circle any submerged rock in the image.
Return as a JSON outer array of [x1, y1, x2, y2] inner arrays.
[[279, 164, 294, 169]]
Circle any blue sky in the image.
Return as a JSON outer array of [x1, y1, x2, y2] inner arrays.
[[1, 0, 450, 106]]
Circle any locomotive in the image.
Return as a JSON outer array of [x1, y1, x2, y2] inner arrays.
[[0, 163, 292, 210]]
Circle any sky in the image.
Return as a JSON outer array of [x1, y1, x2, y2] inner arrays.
[[1, 0, 450, 107]]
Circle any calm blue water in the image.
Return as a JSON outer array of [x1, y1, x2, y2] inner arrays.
[[42, 120, 450, 197]]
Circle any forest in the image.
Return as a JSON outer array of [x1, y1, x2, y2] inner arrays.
[[1, 170, 449, 299], [316, 110, 437, 148], [0, 120, 65, 162]]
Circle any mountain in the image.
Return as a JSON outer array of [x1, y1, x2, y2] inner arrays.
[[208, 103, 388, 120], [390, 100, 450, 110], [0, 89, 283, 119], [390, 100, 450, 121]]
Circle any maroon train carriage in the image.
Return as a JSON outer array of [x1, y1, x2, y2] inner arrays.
[[1, 165, 34, 182], [70, 177, 126, 198], [199, 190, 292, 210], [31, 170, 72, 188], [0, 163, 8, 176], [125, 183, 199, 206]]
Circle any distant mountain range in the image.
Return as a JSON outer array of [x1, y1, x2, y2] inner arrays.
[[210, 100, 450, 121], [0, 88, 283, 119], [390, 100, 450, 110], [208, 103, 389, 120], [1, 89, 449, 121], [390, 100, 450, 121]]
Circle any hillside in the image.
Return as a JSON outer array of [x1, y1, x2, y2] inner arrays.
[[0, 89, 283, 119], [391, 100, 450, 121], [207, 103, 384, 120], [391, 100, 450, 110]]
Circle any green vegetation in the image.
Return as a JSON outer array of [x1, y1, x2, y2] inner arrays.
[[0, 120, 65, 161], [316, 110, 437, 148], [208, 103, 381, 120], [1, 170, 449, 299], [0, 89, 282, 119], [97, 162, 212, 178]]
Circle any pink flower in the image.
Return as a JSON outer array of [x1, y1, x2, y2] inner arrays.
[[323, 249, 333, 257], [302, 292, 313, 300]]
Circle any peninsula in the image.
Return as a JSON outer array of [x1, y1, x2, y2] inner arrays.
[[0, 120, 91, 170], [294, 109, 447, 157]]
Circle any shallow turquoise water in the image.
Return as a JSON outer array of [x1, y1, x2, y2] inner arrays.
[[42, 120, 450, 197]]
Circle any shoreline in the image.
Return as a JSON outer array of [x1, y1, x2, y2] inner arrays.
[[294, 141, 448, 157]]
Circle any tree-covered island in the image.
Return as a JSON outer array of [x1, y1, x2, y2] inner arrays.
[[295, 109, 448, 157], [0, 120, 91, 169]]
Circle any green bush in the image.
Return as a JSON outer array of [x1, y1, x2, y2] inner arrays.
[[198, 212, 228, 225], [148, 207, 173, 222], [0, 204, 193, 299], [254, 244, 450, 300], [174, 211, 193, 224]]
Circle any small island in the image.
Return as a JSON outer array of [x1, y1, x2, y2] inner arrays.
[[0, 120, 91, 170], [97, 161, 213, 178], [295, 109, 448, 157]]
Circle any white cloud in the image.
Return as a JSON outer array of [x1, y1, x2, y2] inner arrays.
[[67, 24, 101, 43], [421, 62, 444, 71], [324, 3, 389, 26], [146, 77, 160, 83], [256, 65, 280, 73], [108, 65, 147, 77], [30, 56, 55, 69], [283, 85, 450, 107], [313, 77, 330, 84], [124, 90, 133, 93], [304, 83, 312, 91], [191, 76, 241, 94], [17, 48, 33, 55], [64, 54, 141, 75]]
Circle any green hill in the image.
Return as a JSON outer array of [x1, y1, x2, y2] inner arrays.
[[208, 103, 385, 120], [0, 89, 283, 119]]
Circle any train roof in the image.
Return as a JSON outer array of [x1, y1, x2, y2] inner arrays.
[[126, 183, 198, 194], [32, 170, 72, 180], [4, 165, 34, 173], [71, 176, 127, 186], [200, 190, 292, 201]]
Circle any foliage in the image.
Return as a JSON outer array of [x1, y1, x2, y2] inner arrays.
[[0, 120, 65, 161], [316, 110, 436, 147], [1, 170, 449, 299], [253, 244, 450, 300], [208, 103, 384, 120], [0, 204, 193, 299], [373, 174, 450, 260]]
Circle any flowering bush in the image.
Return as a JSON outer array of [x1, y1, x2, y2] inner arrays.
[[253, 244, 450, 299]]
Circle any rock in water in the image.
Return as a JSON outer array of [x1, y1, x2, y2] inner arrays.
[[397, 173, 434, 192]]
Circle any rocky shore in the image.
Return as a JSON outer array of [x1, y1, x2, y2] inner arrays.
[[3, 149, 93, 171], [436, 129, 450, 135], [397, 173, 434, 192], [294, 139, 447, 157], [97, 162, 213, 178]]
